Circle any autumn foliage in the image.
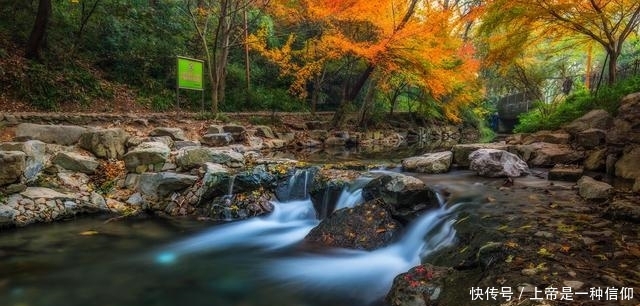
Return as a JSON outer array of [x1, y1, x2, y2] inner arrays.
[[250, 0, 483, 122]]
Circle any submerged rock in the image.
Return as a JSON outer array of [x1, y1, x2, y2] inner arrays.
[[604, 197, 640, 223], [304, 198, 401, 250], [469, 149, 529, 178]]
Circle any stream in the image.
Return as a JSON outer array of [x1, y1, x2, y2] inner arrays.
[[3, 165, 631, 306]]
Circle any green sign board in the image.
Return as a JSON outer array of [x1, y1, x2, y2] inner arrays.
[[177, 56, 204, 90]]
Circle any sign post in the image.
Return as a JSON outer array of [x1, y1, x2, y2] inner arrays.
[[176, 56, 204, 111]]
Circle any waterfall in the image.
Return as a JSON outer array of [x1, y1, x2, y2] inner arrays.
[[263, 193, 465, 303], [155, 172, 471, 303]]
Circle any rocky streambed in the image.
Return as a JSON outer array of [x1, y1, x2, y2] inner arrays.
[[1, 93, 640, 305]]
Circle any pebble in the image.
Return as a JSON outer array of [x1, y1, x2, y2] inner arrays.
[[563, 280, 584, 290], [534, 231, 554, 238]]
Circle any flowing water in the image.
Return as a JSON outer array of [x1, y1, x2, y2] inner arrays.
[[0, 170, 477, 306]]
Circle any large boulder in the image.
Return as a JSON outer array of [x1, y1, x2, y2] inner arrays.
[[451, 143, 509, 168], [577, 176, 613, 200], [52, 152, 100, 174], [223, 124, 246, 141], [563, 109, 613, 136], [615, 146, 640, 180], [362, 173, 439, 223], [523, 131, 570, 145], [139, 172, 198, 199], [469, 149, 529, 178], [0, 151, 26, 186], [78, 128, 129, 160], [175, 147, 244, 170], [201, 133, 233, 147], [0, 140, 46, 183], [607, 92, 640, 145], [575, 128, 606, 148], [304, 198, 402, 250], [402, 151, 452, 174], [15, 123, 87, 145], [149, 127, 188, 141], [123, 142, 171, 173], [527, 142, 584, 167]]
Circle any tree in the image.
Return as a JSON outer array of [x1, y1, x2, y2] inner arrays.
[[184, 0, 267, 114], [483, 0, 640, 85], [25, 0, 52, 60], [259, 0, 482, 127]]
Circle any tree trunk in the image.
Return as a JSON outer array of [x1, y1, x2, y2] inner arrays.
[[608, 50, 618, 85], [25, 0, 51, 60], [330, 64, 375, 128]]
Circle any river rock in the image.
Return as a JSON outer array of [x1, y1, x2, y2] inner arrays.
[[207, 125, 224, 134], [452, 143, 509, 168], [57, 172, 91, 191], [584, 148, 606, 171], [0, 151, 26, 186], [528, 142, 584, 167], [78, 128, 129, 159], [402, 151, 452, 174], [614, 146, 640, 180], [607, 92, 640, 145], [52, 151, 100, 174], [469, 149, 529, 177], [254, 125, 275, 138], [576, 128, 606, 148], [139, 172, 198, 199], [207, 190, 275, 220], [21, 187, 72, 200], [123, 142, 170, 173], [386, 264, 451, 306], [548, 165, 584, 182], [223, 124, 246, 141], [174, 140, 200, 150], [230, 165, 277, 194], [564, 109, 613, 136], [176, 147, 244, 170], [523, 131, 570, 145], [604, 197, 640, 223], [577, 176, 613, 200], [15, 123, 87, 145], [362, 173, 439, 223], [305, 198, 401, 250], [201, 133, 233, 147], [0, 205, 16, 226], [0, 140, 46, 183], [149, 127, 188, 141]]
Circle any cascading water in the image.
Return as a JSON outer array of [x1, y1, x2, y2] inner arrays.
[[155, 170, 468, 304]]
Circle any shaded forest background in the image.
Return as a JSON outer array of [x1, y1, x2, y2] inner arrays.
[[1, 0, 640, 133]]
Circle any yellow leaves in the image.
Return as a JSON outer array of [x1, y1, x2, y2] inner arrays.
[[79, 230, 99, 236], [537, 247, 554, 258]]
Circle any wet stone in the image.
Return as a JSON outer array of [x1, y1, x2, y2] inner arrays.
[[548, 165, 584, 182]]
